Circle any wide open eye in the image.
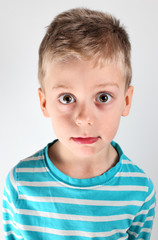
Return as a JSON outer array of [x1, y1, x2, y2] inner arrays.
[[59, 94, 75, 104], [96, 92, 112, 103]]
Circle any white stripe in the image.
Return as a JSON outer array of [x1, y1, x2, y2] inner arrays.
[[9, 168, 18, 193], [122, 160, 133, 164], [131, 216, 154, 227], [4, 230, 23, 239], [16, 181, 148, 192], [16, 222, 127, 237], [128, 230, 138, 238], [140, 228, 151, 233], [3, 220, 19, 229], [3, 195, 16, 211], [135, 202, 155, 216], [145, 188, 155, 202], [3, 207, 14, 218], [16, 208, 134, 222], [131, 221, 144, 227], [116, 172, 146, 177], [146, 216, 154, 221], [16, 167, 49, 173], [19, 195, 143, 206], [4, 185, 11, 196], [22, 155, 44, 161], [17, 181, 99, 189]]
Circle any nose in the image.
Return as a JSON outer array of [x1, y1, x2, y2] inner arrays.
[[75, 103, 94, 126]]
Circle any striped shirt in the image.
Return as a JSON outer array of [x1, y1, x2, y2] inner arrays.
[[3, 139, 156, 239]]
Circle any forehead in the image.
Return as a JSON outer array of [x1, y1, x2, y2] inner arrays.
[[44, 59, 125, 90]]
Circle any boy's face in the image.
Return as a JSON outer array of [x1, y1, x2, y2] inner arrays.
[[38, 60, 133, 159]]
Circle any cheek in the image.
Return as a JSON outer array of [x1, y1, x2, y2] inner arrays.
[[99, 107, 122, 136], [50, 110, 73, 133], [101, 116, 120, 131]]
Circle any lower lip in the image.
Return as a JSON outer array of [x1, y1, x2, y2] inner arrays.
[[72, 137, 99, 144]]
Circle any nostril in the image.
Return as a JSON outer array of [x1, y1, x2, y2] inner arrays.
[[75, 117, 93, 126], [75, 105, 94, 126]]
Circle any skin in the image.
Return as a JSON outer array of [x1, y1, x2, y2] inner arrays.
[[38, 60, 134, 179]]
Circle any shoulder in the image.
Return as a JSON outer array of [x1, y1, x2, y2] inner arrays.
[[16, 147, 46, 169], [6, 146, 47, 190], [113, 141, 156, 199], [113, 141, 151, 176], [14, 146, 49, 183], [4, 146, 48, 205], [7, 139, 58, 186], [120, 153, 156, 206]]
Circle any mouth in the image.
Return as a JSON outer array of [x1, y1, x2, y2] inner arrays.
[[71, 137, 99, 144]]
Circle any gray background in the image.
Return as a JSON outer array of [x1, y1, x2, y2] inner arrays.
[[0, 0, 157, 239]]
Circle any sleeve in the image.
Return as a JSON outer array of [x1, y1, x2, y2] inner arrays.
[[2, 167, 24, 240], [127, 178, 156, 240]]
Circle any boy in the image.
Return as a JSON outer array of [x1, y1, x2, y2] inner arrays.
[[3, 8, 156, 239]]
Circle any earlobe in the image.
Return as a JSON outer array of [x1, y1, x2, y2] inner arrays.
[[38, 88, 50, 118], [122, 86, 134, 117]]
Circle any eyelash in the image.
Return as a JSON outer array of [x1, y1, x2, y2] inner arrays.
[[58, 92, 112, 105]]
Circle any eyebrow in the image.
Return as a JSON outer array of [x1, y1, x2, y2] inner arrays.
[[52, 84, 73, 90], [95, 83, 119, 88], [52, 83, 119, 90]]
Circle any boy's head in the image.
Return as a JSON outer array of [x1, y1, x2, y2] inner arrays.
[[38, 8, 132, 92], [38, 8, 134, 160]]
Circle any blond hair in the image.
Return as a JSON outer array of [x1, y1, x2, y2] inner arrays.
[[38, 8, 132, 89]]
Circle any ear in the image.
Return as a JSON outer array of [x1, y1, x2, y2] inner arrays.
[[122, 86, 134, 117], [38, 88, 50, 118]]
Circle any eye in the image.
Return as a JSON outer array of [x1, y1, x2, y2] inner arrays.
[[59, 94, 75, 104], [96, 92, 112, 103]]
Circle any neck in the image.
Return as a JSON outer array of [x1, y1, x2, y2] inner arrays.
[[48, 140, 119, 179]]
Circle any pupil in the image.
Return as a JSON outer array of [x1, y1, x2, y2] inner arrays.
[[101, 94, 108, 102], [64, 95, 71, 103]]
